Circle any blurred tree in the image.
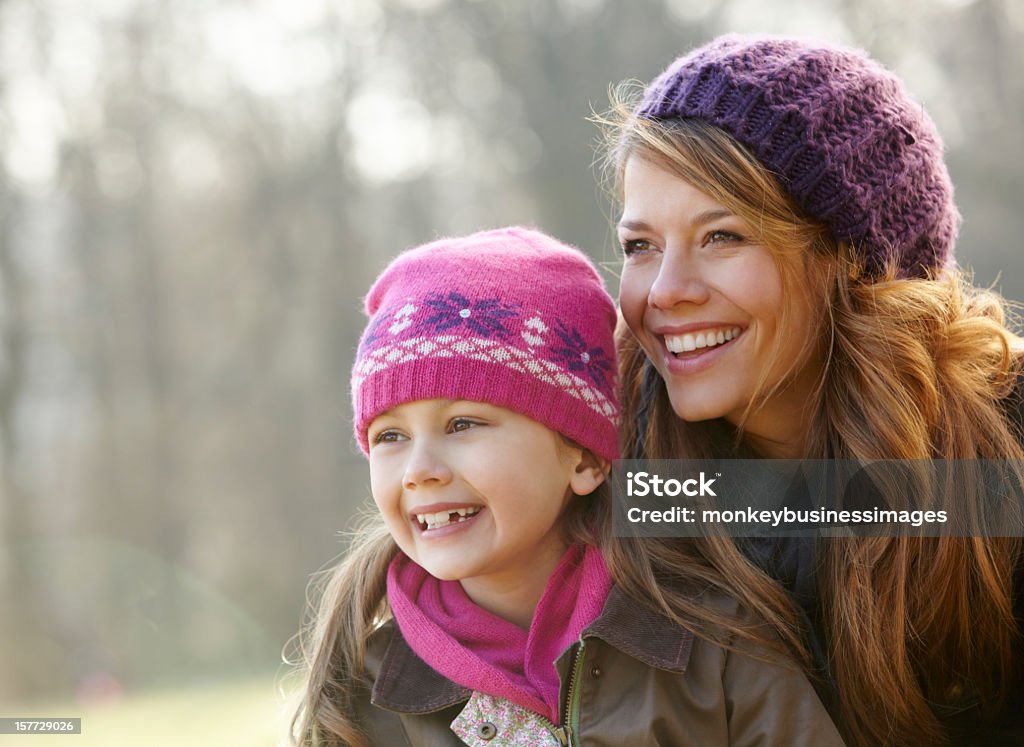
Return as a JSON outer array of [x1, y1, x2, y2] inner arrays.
[[0, 171, 36, 701]]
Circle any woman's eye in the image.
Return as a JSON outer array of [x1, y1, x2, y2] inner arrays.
[[449, 417, 480, 433], [372, 429, 405, 444], [620, 238, 655, 257], [706, 229, 743, 245]]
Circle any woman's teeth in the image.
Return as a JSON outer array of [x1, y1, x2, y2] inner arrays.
[[665, 327, 741, 354], [416, 506, 481, 530]]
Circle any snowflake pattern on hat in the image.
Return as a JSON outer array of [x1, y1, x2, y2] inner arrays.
[[418, 292, 520, 339], [548, 320, 613, 389], [388, 303, 417, 334], [521, 316, 549, 348], [356, 306, 392, 357]]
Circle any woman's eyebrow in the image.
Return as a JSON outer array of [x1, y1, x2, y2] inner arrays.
[[691, 208, 734, 226], [618, 208, 734, 233]]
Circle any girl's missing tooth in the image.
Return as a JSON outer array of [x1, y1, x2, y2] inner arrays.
[[290, 227, 844, 746]]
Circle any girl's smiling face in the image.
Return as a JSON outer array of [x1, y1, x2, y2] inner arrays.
[[368, 399, 604, 615], [617, 157, 825, 457]]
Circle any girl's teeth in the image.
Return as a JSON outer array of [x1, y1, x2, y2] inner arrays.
[[416, 506, 482, 530], [665, 327, 740, 354]]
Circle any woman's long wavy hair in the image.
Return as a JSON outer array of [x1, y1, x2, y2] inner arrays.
[[597, 88, 1024, 747], [289, 469, 609, 746]]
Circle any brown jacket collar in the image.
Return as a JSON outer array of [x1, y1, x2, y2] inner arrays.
[[370, 586, 694, 714]]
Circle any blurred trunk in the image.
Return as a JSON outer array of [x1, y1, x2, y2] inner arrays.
[[0, 183, 38, 699]]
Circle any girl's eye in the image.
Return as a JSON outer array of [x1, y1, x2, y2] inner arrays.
[[620, 238, 655, 257], [449, 417, 480, 433], [372, 429, 405, 444]]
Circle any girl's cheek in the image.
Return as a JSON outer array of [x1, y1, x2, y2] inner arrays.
[[368, 468, 392, 508]]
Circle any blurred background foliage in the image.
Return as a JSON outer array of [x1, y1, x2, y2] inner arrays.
[[1, 0, 1022, 735]]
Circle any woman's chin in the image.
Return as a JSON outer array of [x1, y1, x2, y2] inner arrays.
[[666, 394, 728, 424]]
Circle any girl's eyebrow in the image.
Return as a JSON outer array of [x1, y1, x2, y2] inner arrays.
[[618, 209, 734, 233]]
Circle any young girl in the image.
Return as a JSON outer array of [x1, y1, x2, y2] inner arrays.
[[600, 35, 1024, 747], [290, 227, 844, 746]]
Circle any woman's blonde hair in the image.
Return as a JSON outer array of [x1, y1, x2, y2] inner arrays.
[[597, 86, 1024, 747]]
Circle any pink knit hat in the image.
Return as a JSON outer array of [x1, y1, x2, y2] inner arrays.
[[352, 227, 619, 461]]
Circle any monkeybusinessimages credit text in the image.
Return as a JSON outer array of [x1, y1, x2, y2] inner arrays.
[[612, 460, 1024, 538]]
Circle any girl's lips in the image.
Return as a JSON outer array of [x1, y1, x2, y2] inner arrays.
[[411, 504, 485, 535], [408, 501, 482, 518]]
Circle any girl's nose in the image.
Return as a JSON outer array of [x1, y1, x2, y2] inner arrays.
[[647, 250, 710, 309], [402, 440, 453, 490]]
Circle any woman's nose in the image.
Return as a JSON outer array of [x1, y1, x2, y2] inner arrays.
[[402, 440, 454, 490], [647, 250, 710, 309]]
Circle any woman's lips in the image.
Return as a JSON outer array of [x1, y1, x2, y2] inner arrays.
[[664, 325, 742, 354], [658, 326, 743, 374]]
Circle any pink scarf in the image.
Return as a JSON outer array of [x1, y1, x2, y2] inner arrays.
[[386, 544, 612, 723]]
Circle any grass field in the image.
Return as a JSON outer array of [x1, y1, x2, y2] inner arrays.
[[1, 676, 290, 747]]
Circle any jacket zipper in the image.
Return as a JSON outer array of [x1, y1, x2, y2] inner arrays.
[[552, 639, 587, 746]]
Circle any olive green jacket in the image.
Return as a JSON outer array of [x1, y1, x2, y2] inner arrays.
[[351, 587, 846, 746]]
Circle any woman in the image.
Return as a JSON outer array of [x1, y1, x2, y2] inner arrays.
[[600, 34, 1024, 746]]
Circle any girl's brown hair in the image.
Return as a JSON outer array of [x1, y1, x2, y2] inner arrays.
[[598, 89, 1023, 747]]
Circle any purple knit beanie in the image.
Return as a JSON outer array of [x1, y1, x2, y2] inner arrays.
[[637, 34, 960, 277], [352, 227, 620, 461]]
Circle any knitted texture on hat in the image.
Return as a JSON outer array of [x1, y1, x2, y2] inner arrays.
[[352, 227, 619, 461], [637, 34, 960, 277]]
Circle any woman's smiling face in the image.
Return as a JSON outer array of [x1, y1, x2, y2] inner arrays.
[[617, 156, 825, 455]]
